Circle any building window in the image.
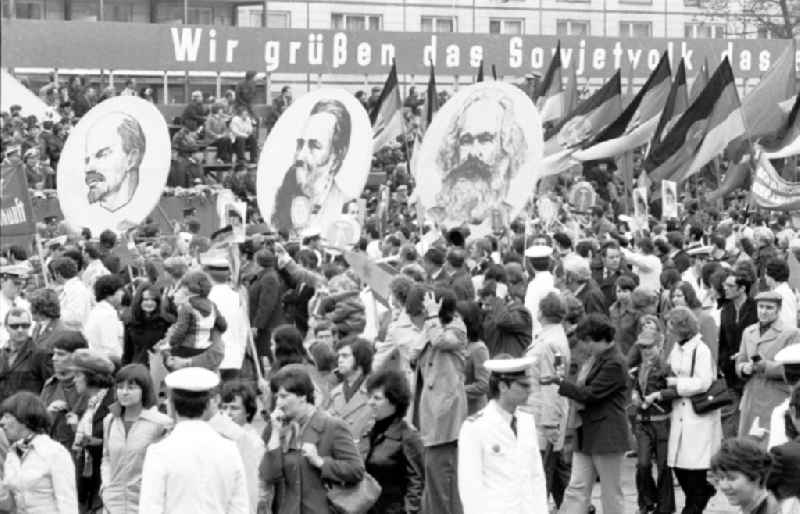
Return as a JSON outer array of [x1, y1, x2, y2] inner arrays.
[[684, 22, 726, 38], [620, 21, 652, 38], [267, 11, 290, 28], [756, 26, 775, 38], [489, 18, 523, 34], [421, 16, 455, 33], [71, 0, 99, 20], [557, 19, 590, 36], [105, 1, 134, 22], [331, 13, 381, 31], [155, 3, 182, 23], [2, 0, 44, 18], [683, 0, 703, 6], [236, 5, 263, 27], [187, 7, 212, 25]]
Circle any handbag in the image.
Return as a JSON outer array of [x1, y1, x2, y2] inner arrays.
[[688, 347, 735, 415], [326, 472, 382, 514]]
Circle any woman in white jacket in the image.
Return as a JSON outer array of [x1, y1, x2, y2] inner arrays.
[[101, 364, 172, 513], [0, 391, 78, 514], [652, 307, 722, 514]]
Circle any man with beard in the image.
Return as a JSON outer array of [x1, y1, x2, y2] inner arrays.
[[83, 111, 146, 213], [434, 89, 526, 230], [271, 99, 351, 233]]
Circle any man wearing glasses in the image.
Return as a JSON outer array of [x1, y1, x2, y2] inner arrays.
[[0, 307, 52, 401], [0, 265, 31, 348]]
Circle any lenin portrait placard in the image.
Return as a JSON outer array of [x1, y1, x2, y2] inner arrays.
[[57, 96, 170, 234]]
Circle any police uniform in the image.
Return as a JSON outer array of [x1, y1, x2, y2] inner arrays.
[[139, 368, 249, 514], [0, 264, 32, 347], [457, 357, 549, 514], [767, 344, 800, 449]]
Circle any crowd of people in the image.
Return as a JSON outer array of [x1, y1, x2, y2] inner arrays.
[[1, 70, 800, 514]]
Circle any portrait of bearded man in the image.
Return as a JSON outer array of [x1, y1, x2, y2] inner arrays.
[[271, 98, 351, 233], [432, 89, 527, 228]]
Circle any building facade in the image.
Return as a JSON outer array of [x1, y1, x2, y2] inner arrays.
[[2, 0, 791, 103], [1, 0, 780, 39]]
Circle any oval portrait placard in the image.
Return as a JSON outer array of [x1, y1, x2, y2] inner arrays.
[[568, 181, 597, 212], [257, 88, 372, 237], [57, 96, 170, 235], [414, 81, 544, 233]]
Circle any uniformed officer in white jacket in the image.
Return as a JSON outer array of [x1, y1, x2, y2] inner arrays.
[[458, 355, 549, 514], [139, 367, 249, 514]]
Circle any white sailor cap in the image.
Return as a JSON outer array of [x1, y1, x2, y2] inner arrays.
[[687, 245, 714, 257], [0, 263, 31, 278], [200, 253, 230, 270], [164, 367, 220, 392], [524, 245, 552, 259], [789, 238, 800, 251], [775, 344, 800, 364], [484, 355, 536, 375]]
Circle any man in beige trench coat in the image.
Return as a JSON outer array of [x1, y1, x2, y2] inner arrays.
[[735, 291, 800, 441]]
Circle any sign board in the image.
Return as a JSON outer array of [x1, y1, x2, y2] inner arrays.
[[0, 162, 36, 239], [415, 81, 544, 234], [257, 88, 371, 236], [751, 151, 800, 211], [1, 20, 795, 79], [56, 96, 170, 235], [661, 180, 678, 219], [568, 181, 596, 212]]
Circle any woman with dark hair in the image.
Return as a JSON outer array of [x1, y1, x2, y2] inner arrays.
[[365, 369, 425, 514], [710, 438, 779, 513], [270, 323, 333, 411], [0, 392, 78, 513], [410, 286, 468, 514], [28, 288, 65, 351], [69, 349, 116, 513], [123, 281, 170, 367], [270, 324, 313, 371], [670, 280, 719, 360], [164, 270, 227, 371], [457, 300, 489, 415], [101, 364, 172, 513], [329, 337, 375, 455]]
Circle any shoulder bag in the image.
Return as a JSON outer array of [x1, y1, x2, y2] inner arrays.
[[688, 347, 735, 415], [327, 472, 382, 514]]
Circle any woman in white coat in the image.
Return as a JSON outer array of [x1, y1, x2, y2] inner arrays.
[[101, 364, 172, 513], [0, 392, 78, 514], [653, 307, 722, 514]]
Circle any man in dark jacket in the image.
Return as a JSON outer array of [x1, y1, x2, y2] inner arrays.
[[444, 249, 475, 302], [0, 308, 52, 401], [564, 255, 608, 316], [480, 283, 532, 357], [261, 365, 364, 513], [543, 313, 630, 514], [40, 331, 89, 450], [248, 249, 286, 359], [718, 269, 758, 437], [593, 241, 637, 308], [664, 232, 691, 274]]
